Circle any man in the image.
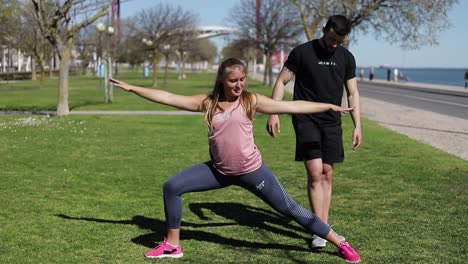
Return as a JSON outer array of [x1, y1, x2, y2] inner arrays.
[[464, 69, 468, 89], [266, 15, 362, 249], [369, 65, 374, 81]]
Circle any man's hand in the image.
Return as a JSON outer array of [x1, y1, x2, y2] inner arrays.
[[352, 127, 362, 151], [266, 114, 281, 138]]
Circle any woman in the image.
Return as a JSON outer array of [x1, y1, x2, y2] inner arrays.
[[110, 58, 361, 263]]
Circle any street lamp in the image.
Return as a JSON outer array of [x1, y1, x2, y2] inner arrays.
[[96, 22, 114, 103]]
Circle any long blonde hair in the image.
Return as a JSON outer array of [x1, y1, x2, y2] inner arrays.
[[200, 58, 256, 128]]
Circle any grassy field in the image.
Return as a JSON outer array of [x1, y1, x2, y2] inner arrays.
[[0, 71, 290, 111], [0, 72, 467, 263]]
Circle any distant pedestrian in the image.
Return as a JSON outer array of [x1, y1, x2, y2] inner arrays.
[[393, 67, 399, 82], [398, 71, 408, 81], [359, 68, 364, 81], [387, 68, 391, 81], [464, 70, 468, 89], [369, 66, 374, 81]]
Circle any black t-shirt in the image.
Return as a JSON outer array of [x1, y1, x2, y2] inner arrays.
[[284, 39, 356, 125]]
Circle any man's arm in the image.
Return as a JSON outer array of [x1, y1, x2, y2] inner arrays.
[[344, 77, 362, 150], [266, 67, 295, 137]]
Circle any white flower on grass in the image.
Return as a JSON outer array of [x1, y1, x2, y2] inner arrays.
[[14, 116, 52, 127]]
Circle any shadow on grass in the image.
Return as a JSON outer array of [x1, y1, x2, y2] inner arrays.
[[189, 202, 306, 240], [56, 202, 339, 258], [69, 100, 107, 110]]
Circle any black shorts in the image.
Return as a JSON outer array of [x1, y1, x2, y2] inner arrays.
[[292, 118, 344, 164]]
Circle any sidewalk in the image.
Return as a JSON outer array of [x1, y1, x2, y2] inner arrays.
[[358, 78, 468, 96]]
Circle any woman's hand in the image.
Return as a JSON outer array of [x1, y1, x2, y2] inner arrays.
[[331, 105, 355, 114], [110, 78, 132, 92]]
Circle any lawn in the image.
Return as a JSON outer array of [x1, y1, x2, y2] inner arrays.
[[0, 70, 290, 111], [0, 71, 466, 263]]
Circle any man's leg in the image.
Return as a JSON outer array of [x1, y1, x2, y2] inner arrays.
[[304, 159, 334, 224]]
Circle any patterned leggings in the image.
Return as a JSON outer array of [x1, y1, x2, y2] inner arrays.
[[163, 162, 331, 238]]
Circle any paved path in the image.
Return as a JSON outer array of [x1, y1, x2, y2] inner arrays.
[[357, 80, 468, 160]]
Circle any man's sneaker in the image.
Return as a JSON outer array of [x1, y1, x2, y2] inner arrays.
[[311, 230, 345, 249], [338, 241, 361, 263], [333, 230, 346, 241], [144, 238, 183, 259], [311, 235, 327, 249]]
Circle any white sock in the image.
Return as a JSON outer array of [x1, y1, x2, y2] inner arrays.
[[166, 241, 179, 248]]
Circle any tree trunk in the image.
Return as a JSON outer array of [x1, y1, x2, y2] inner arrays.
[[152, 50, 161, 87], [262, 53, 267, 85], [164, 54, 169, 86], [31, 57, 37, 81], [49, 56, 54, 78], [56, 46, 71, 116], [266, 53, 273, 87], [38, 51, 46, 88]]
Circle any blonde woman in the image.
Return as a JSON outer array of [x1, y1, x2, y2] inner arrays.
[[110, 58, 361, 263]]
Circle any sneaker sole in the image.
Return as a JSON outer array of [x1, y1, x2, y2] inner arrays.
[[345, 260, 361, 263], [145, 253, 183, 259]]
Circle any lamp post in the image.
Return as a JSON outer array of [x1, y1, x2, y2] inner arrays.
[[96, 22, 114, 103], [106, 26, 115, 103], [163, 44, 171, 85]]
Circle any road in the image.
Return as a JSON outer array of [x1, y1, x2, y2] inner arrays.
[[358, 82, 468, 120], [354, 80, 468, 160]]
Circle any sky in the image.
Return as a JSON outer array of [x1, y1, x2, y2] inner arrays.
[[120, 0, 468, 69]]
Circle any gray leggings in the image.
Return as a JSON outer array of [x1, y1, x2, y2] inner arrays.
[[163, 162, 331, 238]]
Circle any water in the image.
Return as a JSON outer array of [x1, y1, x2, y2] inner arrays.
[[357, 67, 468, 88]]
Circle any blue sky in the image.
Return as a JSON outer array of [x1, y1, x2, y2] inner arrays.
[[121, 0, 468, 68]]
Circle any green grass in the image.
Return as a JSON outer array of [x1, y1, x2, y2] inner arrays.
[[0, 71, 289, 111], [0, 72, 467, 263]]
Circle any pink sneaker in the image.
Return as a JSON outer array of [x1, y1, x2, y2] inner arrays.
[[144, 238, 183, 259], [338, 241, 361, 263]]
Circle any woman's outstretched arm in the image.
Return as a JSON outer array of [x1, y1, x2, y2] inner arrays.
[[254, 93, 354, 115], [110, 78, 207, 112]]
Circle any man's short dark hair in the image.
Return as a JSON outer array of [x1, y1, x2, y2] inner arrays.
[[324, 15, 351, 36]]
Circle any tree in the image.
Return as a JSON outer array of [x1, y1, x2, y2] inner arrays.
[[222, 39, 257, 69], [188, 38, 217, 64], [0, 0, 22, 72], [0, 0, 21, 46], [17, 2, 53, 85], [31, 0, 111, 116], [134, 3, 199, 87], [173, 26, 199, 81], [290, 0, 458, 49], [75, 27, 97, 76], [185, 38, 217, 75], [230, 0, 303, 86]]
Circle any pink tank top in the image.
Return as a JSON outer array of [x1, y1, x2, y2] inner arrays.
[[208, 99, 262, 175]]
